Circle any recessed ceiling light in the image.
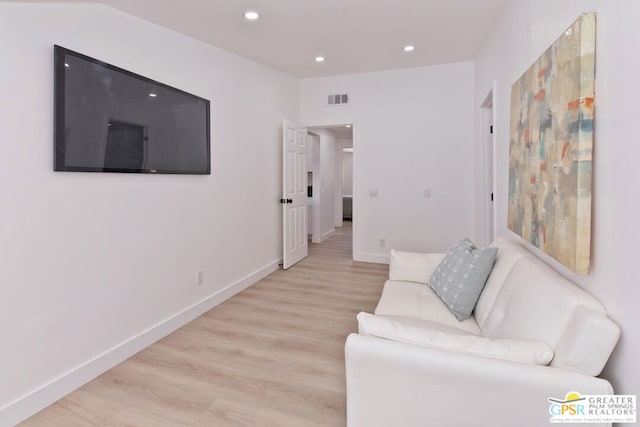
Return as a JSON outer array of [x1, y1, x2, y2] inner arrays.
[[346, 125, 351, 128], [404, 45, 415, 52], [315, 56, 325, 63], [244, 11, 259, 20], [149, 93, 157, 97]]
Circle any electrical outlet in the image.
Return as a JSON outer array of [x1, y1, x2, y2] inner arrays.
[[196, 270, 204, 286], [370, 188, 379, 198], [379, 238, 386, 248]]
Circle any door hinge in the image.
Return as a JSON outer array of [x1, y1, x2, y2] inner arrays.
[[491, 192, 494, 202], [490, 125, 493, 134]]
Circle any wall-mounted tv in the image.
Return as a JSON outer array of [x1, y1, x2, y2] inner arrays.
[[54, 45, 211, 174]]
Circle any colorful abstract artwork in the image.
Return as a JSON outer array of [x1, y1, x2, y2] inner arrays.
[[508, 13, 596, 274]]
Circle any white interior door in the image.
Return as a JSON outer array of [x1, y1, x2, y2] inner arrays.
[[282, 119, 308, 269]]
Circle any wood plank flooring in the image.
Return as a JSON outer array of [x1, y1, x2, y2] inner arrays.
[[21, 224, 388, 426]]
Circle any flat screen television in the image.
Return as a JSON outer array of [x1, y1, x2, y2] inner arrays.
[[54, 45, 211, 174]]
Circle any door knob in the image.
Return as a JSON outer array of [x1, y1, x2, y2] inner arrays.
[[286, 199, 293, 204]]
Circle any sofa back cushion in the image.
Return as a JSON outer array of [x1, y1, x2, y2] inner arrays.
[[480, 243, 620, 376], [388, 250, 446, 285], [473, 236, 524, 329]]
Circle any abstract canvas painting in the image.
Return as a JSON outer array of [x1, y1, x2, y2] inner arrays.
[[508, 13, 596, 274]]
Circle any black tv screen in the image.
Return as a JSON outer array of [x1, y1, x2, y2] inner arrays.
[[54, 45, 211, 174]]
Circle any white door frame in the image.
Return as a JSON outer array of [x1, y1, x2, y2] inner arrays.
[[307, 132, 322, 243], [303, 120, 357, 260], [480, 83, 497, 246]]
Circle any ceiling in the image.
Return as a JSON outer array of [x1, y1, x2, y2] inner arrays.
[[95, 0, 508, 78]]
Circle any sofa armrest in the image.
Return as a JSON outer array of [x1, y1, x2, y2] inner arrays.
[[345, 334, 613, 427]]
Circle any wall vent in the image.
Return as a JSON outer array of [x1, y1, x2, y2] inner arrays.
[[328, 93, 349, 106]]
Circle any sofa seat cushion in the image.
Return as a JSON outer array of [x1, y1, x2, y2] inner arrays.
[[357, 312, 554, 365], [374, 280, 481, 335], [361, 314, 474, 335]]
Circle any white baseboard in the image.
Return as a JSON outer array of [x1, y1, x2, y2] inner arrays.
[[0, 259, 281, 427], [320, 229, 335, 242], [354, 252, 390, 264], [312, 228, 335, 244]]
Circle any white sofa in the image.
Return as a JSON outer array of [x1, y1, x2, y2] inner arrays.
[[345, 236, 620, 427]]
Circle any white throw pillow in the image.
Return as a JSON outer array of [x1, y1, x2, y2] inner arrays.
[[357, 312, 554, 365], [389, 250, 446, 285]]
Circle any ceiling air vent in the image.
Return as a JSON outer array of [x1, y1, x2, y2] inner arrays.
[[328, 93, 349, 106]]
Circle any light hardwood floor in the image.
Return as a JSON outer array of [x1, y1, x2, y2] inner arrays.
[[21, 224, 388, 426]]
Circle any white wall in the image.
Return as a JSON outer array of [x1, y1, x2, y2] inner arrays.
[[310, 129, 337, 241], [473, 0, 640, 394], [0, 3, 298, 424], [300, 63, 475, 262]]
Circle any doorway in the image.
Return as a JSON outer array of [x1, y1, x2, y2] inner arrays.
[[305, 124, 354, 256], [480, 89, 496, 246]]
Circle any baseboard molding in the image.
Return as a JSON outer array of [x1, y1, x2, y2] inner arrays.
[[311, 228, 335, 244], [354, 252, 390, 264], [0, 258, 281, 426], [320, 229, 335, 242]]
